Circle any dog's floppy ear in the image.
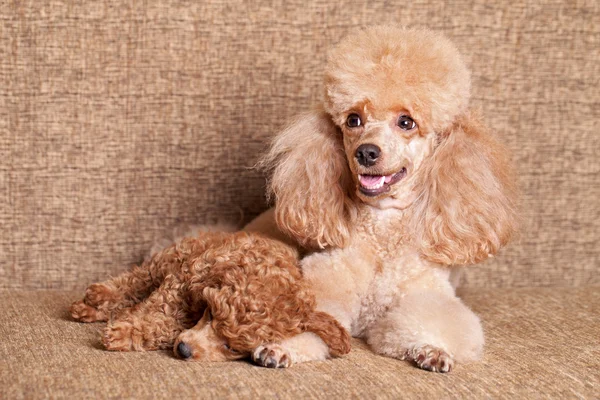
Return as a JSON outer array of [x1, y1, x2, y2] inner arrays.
[[259, 108, 356, 249], [412, 112, 518, 265]]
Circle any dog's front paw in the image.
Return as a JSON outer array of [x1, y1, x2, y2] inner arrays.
[[84, 283, 120, 307], [408, 345, 454, 373], [252, 344, 292, 368], [103, 321, 137, 351], [70, 300, 107, 322]]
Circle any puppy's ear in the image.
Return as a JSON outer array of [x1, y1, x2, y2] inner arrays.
[[412, 112, 518, 265], [306, 311, 352, 357], [259, 108, 356, 249]]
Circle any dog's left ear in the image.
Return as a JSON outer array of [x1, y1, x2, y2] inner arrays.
[[412, 112, 518, 266]]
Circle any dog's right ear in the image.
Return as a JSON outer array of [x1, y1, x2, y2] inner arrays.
[[258, 108, 356, 249]]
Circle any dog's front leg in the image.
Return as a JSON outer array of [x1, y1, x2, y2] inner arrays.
[[252, 332, 332, 368], [252, 248, 370, 368], [365, 285, 484, 373]]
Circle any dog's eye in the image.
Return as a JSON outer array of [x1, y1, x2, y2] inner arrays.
[[223, 344, 239, 354], [397, 115, 416, 131], [346, 114, 362, 128]]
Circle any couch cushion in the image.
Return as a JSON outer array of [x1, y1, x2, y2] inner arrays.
[[1, 287, 598, 398], [1, 0, 599, 290]]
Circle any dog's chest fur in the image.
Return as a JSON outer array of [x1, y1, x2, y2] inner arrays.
[[349, 206, 445, 336], [355, 206, 410, 256]]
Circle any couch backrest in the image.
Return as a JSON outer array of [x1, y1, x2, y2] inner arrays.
[[1, 0, 598, 289]]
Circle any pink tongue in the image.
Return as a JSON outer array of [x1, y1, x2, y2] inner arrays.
[[359, 175, 384, 186]]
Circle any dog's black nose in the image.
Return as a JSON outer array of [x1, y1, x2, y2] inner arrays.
[[355, 144, 381, 167], [177, 342, 193, 359]]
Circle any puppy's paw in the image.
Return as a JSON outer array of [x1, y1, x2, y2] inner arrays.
[[252, 344, 292, 368], [84, 283, 120, 307], [70, 300, 107, 322], [409, 345, 454, 373], [103, 321, 136, 351]]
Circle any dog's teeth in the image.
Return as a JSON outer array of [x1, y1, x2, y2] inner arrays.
[[359, 175, 386, 190]]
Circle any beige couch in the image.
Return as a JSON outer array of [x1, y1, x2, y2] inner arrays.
[[2, 1, 598, 398]]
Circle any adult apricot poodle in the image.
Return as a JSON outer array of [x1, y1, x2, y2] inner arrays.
[[256, 26, 517, 372]]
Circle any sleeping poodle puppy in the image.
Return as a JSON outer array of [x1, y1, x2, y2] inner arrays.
[[256, 26, 517, 372], [70, 231, 350, 364]]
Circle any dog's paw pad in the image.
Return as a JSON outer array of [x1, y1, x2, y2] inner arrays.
[[84, 283, 119, 307], [70, 300, 106, 322], [252, 344, 292, 368], [103, 322, 135, 351], [410, 345, 454, 373]]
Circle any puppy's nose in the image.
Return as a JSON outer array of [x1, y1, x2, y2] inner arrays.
[[355, 144, 381, 167], [177, 342, 193, 359]]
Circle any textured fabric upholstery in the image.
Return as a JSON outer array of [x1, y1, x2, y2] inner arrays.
[[1, 0, 598, 290], [2, 1, 599, 398], [1, 288, 598, 399]]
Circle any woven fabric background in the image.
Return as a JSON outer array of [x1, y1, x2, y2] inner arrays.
[[1, 0, 598, 289]]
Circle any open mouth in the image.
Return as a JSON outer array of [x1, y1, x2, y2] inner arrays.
[[358, 168, 407, 197]]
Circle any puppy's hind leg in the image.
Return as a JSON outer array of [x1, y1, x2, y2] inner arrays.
[[103, 274, 196, 351], [71, 242, 188, 322], [71, 263, 157, 323]]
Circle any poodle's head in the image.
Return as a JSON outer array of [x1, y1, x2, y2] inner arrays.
[[175, 232, 309, 361], [262, 26, 517, 265], [324, 26, 471, 208]]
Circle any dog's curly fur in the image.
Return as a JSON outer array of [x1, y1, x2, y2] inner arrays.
[[254, 26, 518, 373], [71, 231, 350, 365]]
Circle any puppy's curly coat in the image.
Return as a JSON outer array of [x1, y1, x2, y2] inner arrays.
[[71, 232, 350, 364]]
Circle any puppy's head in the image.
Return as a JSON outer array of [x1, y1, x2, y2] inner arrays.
[[324, 26, 471, 207], [174, 309, 245, 362]]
